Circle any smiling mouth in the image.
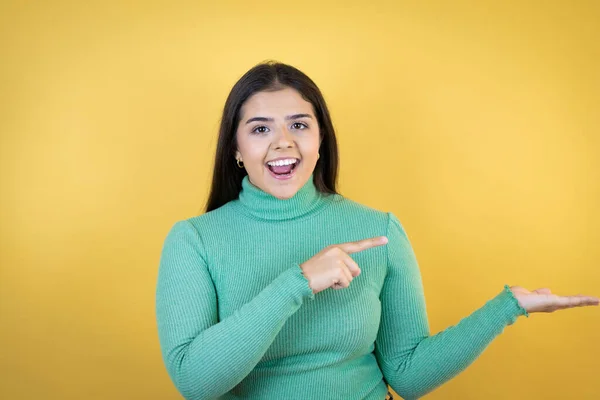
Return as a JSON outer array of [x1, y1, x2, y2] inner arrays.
[[265, 159, 300, 177]]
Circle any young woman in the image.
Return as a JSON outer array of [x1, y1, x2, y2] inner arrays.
[[155, 61, 599, 400]]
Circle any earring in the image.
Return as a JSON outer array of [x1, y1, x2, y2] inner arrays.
[[236, 159, 244, 168]]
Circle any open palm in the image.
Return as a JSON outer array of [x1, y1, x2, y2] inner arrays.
[[509, 286, 599, 313]]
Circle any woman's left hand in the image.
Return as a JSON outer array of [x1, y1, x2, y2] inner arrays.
[[509, 286, 599, 314]]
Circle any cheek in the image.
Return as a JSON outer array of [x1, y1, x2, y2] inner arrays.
[[299, 138, 321, 159], [238, 136, 267, 161]]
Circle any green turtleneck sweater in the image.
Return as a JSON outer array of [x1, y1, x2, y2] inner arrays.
[[155, 174, 529, 400]]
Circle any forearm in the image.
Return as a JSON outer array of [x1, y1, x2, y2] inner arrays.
[[157, 264, 314, 399], [380, 286, 528, 399]]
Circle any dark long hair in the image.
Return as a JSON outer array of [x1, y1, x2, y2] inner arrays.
[[203, 60, 340, 213]]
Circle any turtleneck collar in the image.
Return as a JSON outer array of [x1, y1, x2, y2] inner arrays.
[[236, 173, 329, 221]]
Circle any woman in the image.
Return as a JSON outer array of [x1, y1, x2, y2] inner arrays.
[[155, 61, 599, 400]]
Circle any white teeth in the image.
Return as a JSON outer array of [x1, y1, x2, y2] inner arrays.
[[267, 158, 297, 167]]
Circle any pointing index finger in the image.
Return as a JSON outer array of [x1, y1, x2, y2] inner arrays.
[[337, 236, 389, 254]]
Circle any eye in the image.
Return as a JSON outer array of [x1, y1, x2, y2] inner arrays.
[[251, 125, 269, 134], [291, 122, 308, 130]]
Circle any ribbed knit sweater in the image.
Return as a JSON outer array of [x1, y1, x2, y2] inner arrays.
[[155, 173, 529, 400]]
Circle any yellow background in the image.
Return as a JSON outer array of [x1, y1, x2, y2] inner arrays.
[[1, 1, 598, 399]]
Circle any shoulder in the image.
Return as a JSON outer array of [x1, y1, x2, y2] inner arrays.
[[335, 195, 386, 218], [176, 201, 237, 232], [334, 195, 411, 235], [330, 195, 402, 231], [160, 202, 235, 246]]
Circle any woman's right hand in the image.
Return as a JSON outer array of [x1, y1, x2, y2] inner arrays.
[[299, 236, 389, 294]]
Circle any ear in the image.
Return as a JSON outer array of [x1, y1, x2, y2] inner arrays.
[[235, 150, 242, 160]]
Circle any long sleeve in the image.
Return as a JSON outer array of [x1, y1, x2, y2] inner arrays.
[[374, 212, 529, 400], [155, 220, 315, 400]]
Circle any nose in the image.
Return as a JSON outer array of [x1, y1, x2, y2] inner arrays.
[[272, 126, 295, 150]]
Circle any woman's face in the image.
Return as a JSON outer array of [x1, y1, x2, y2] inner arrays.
[[235, 86, 321, 200]]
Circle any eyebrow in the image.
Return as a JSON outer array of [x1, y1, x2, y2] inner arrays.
[[245, 114, 313, 124]]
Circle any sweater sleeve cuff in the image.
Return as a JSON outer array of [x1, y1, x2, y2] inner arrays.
[[278, 263, 316, 305], [503, 284, 530, 318], [485, 284, 530, 326]]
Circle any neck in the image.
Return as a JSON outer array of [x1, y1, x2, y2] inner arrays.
[[236, 174, 330, 221]]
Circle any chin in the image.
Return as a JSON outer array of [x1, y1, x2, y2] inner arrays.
[[270, 185, 300, 200], [269, 176, 305, 197]]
